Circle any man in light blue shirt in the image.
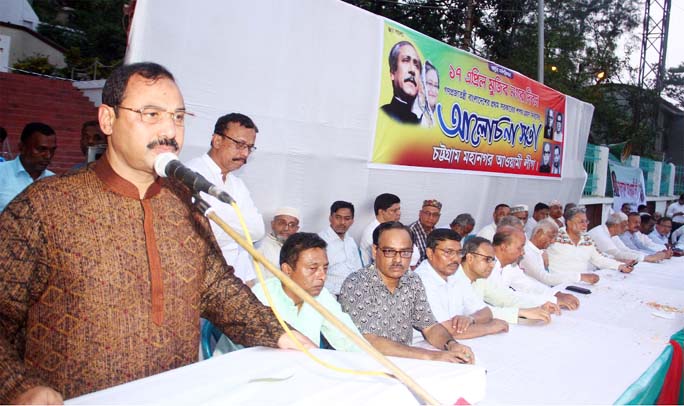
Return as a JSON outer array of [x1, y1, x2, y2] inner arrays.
[[620, 212, 668, 254], [0, 122, 57, 211], [216, 232, 364, 355], [649, 217, 672, 246]]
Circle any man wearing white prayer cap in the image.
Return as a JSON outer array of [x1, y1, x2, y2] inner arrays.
[[509, 204, 529, 226], [549, 200, 564, 227], [257, 207, 302, 277]]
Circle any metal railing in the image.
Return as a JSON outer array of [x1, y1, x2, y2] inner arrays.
[[660, 164, 672, 196], [675, 165, 684, 196], [639, 157, 657, 196], [583, 144, 602, 196]]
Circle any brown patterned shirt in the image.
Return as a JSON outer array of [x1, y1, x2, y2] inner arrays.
[[339, 264, 437, 345], [0, 158, 285, 402]]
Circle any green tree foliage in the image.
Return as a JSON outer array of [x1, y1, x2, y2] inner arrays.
[[12, 55, 58, 75], [664, 62, 684, 108], [32, 0, 128, 79]]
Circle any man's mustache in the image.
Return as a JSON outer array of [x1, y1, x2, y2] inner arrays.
[[403, 75, 416, 85], [147, 138, 179, 151]]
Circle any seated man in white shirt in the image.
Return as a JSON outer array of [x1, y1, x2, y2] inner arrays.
[[666, 194, 684, 232], [415, 229, 509, 339], [461, 237, 553, 324], [318, 201, 363, 297], [589, 212, 664, 263], [619, 212, 671, 256], [509, 204, 529, 229], [525, 202, 550, 238], [359, 193, 401, 266], [547, 206, 633, 276], [476, 203, 510, 241], [549, 199, 564, 227], [521, 219, 599, 286], [493, 226, 579, 310], [185, 113, 264, 285], [649, 216, 672, 246], [672, 223, 684, 250], [257, 207, 301, 273], [359, 193, 420, 268]]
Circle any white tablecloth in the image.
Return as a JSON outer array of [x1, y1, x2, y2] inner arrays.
[[436, 256, 684, 404], [66, 257, 682, 405], [66, 347, 486, 405]]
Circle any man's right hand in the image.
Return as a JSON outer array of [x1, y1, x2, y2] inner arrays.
[[450, 315, 474, 334], [11, 386, 63, 405], [519, 307, 551, 323], [430, 346, 474, 364], [580, 273, 599, 284]]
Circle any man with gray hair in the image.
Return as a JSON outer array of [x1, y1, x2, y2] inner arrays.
[[450, 213, 475, 241], [521, 219, 599, 286], [546, 206, 633, 277], [588, 212, 665, 263], [497, 215, 524, 229]]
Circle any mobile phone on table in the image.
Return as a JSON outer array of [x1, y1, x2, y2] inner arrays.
[[566, 285, 591, 294]]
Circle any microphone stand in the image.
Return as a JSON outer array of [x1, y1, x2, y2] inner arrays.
[[194, 196, 440, 405]]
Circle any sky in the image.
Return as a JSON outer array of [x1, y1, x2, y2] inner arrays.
[[666, 1, 684, 70]]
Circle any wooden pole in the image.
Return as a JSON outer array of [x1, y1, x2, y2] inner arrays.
[[206, 211, 440, 405]]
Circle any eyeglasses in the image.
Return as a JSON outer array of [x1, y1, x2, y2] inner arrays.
[[275, 219, 299, 229], [220, 133, 257, 153], [117, 105, 193, 126], [377, 248, 413, 259], [435, 247, 461, 257], [468, 251, 497, 263], [426, 80, 439, 90], [420, 210, 441, 218]]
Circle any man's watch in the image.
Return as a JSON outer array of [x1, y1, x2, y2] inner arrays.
[[444, 338, 458, 350]]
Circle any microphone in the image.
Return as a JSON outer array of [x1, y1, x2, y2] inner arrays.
[[154, 152, 235, 204]]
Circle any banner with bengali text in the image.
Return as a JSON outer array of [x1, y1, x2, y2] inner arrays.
[[609, 162, 646, 212], [372, 21, 567, 178]]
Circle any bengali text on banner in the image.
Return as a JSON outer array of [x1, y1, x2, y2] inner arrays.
[[372, 21, 567, 178]]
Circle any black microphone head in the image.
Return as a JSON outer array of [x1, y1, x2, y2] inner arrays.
[[154, 152, 179, 178]]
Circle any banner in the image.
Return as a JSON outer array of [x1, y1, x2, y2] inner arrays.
[[372, 21, 567, 178], [609, 162, 646, 212]]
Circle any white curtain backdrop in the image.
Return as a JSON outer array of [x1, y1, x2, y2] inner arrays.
[[126, 0, 594, 240]]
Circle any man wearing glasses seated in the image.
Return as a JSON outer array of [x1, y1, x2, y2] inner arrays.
[[546, 206, 633, 277], [414, 229, 509, 339], [339, 222, 475, 364], [546, 206, 634, 274], [186, 113, 265, 286]]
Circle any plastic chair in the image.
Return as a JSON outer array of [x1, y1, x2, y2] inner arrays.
[[200, 319, 223, 360]]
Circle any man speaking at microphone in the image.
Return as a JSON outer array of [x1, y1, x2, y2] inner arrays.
[[185, 113, 265, 286], [0, 62, 313, 405]]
